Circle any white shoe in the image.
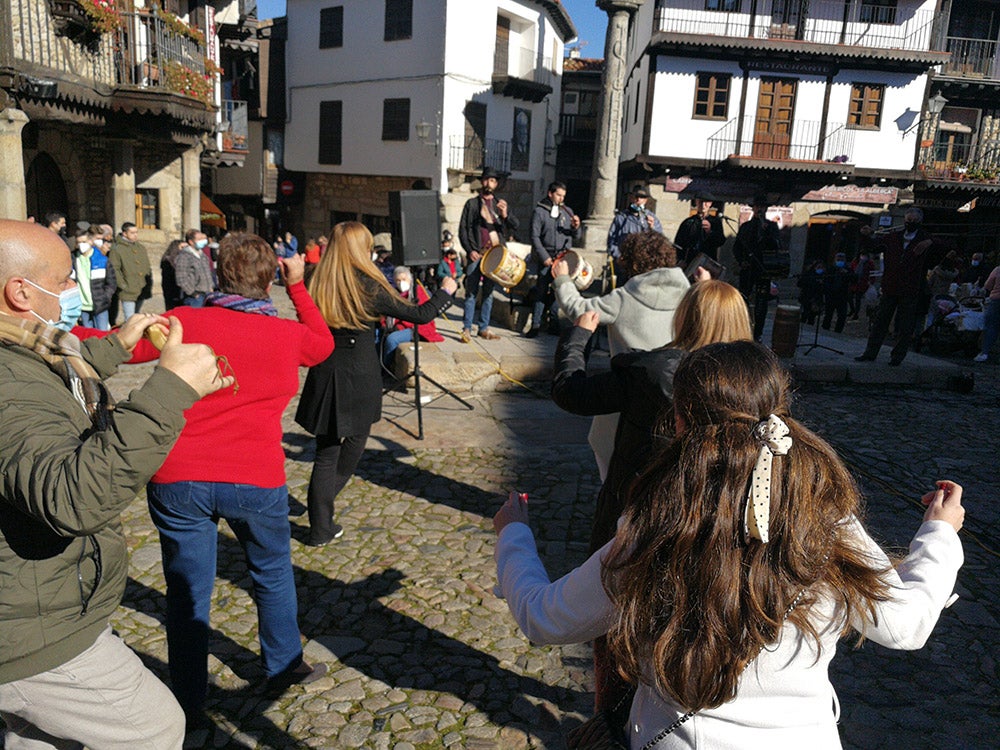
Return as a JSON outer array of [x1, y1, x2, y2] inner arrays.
[[974, 353, 988, 362]]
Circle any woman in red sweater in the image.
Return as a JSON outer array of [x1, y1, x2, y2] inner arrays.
[[145, 233, 334, 727]]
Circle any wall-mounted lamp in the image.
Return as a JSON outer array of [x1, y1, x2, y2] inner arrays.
[[904, 91, 948, 136], [415, 113, 440, 155]]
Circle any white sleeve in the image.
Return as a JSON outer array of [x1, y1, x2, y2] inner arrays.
[[849, 518, 963, 650], [495, 523, 616, 645]]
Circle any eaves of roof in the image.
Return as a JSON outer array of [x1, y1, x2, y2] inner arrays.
[[533, 0, 577, 43]]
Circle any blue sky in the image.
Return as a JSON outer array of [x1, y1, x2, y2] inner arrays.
[[254, 0, 607, 57]]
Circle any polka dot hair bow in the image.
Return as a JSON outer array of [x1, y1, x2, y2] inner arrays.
[[744, 414, 793, 544]]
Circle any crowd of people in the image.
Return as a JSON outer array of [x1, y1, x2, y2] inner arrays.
[[0, 175, 980, 749]]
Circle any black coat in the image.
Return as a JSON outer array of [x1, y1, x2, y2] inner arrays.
[[674, 213, 725, 264], [551, 326, 684, 553], [296, 275, 453, 438]]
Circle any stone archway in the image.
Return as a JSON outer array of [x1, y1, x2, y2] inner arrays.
[[25, 152, 68, 221]]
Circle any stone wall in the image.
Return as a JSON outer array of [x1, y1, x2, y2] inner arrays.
[[298, 172, 425, 240]]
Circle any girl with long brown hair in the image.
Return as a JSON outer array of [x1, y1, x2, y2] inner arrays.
[[496, 341, 964, 748], [296, 222, 457, 546]]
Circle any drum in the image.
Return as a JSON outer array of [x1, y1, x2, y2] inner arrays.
[[560, 249, 596, 291], [481, 244, 528, 290], [771, 304, 801, 358]]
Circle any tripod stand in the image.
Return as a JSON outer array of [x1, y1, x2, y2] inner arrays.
[[797, 305, 844, 356], [382, 293, 474, 440]]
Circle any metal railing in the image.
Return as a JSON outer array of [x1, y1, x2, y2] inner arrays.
[[559, 113, 598, 140], [706, 116, 855, 164], [919, 139, 1000, 181], [4, 0, 116, 84], [115, 10, 205, 89], [448, 135, 512, 173], [941, 36, 1000, 79], [653, 0, 946, 52], [220, 99, 248, 152], [497, 45, 554, 88]]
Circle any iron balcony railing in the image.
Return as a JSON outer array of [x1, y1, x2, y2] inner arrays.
[[559, 113, 598, 140], [448, 135, 512, 173], [220, 99, 249, 152], [941, 36, 1000, 79], [496, 44, 554, 88], [706, 116, 855, 164], [654, 0, 947, 53], [115, 10, 205, 89], [919, 139, 1000, 181]]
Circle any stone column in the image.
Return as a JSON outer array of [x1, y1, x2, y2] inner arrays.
[[0, 109, 29, 221], [581, 0, 644, 252], [181, 140, 204, 231], [110, 140, 136, 231]]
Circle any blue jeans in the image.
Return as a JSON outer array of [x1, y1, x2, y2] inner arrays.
[[80, 309, 110, 330], [183, 293, 206, 307], [981, 298, 1000, 357], [463, 259, 495, 332], [147, 482, 302, 715], [120, 298, 144, 320], [381, 328, 414, 367]]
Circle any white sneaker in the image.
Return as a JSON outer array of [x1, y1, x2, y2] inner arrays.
[[974, 353, 988, 362]]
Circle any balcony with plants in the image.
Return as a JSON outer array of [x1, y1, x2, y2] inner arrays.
[[652, 0, 949, 58], [918, 137, 1000, 184]]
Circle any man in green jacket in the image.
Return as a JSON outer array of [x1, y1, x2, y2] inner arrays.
[[108, 222, 153, 323], [0, 220, 233, 748]]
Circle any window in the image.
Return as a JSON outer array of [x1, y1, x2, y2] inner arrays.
[[319, 6, 343, 49], [318, 100, 343, 165], [134, 190, 158, 229], [384, 0, 412, 41], [859, 0, 896, 24], [848, 84, 883, 129], [382, 98, 410, 141], [693, 73, 730, 120], [705, 0, 740, 11]]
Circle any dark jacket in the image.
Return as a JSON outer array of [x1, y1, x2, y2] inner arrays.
[[606, 208, 663, 259], [674, 213, 725, 263], [0, 333, 197, 683], [878, 228, 941, 297], [73, 247, 117, 315], [551, 326, 683, 553], [458, 193, 520, 255], [174, 245, 214, 297], [530, 198, 580, 267], [296, 275, 454, 438], [733, 216, 781, 274], [108, 237, 152, 302]]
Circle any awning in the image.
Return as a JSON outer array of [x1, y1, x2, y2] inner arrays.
[[200, 192, 227, 229]]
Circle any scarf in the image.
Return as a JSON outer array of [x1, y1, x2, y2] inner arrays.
[[204, 292, 278, 316], [0, 315, 114, 430]]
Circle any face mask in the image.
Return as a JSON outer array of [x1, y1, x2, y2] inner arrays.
[[25, 279, 83, 331], [972, 260, 980, 267], [629, 203, 642, 213], [78, 242, 90, 252], [815, 268, 824, 275], [372, 252, 378, 262], [195, 239, 209, 250], [904, 222, 919, 233], [835, 260, 846, 268], [398, 281, 411, 294], [93, 238, 104, 248]]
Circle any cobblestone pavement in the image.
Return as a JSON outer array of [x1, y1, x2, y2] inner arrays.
[[16, 291, 997, 749]]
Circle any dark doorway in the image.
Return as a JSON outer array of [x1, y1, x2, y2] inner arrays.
[[25, 153, 68, 221]]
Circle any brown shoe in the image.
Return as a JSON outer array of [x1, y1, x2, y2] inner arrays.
[[460, 329, 472, 343], [478, 329, 500, 340]]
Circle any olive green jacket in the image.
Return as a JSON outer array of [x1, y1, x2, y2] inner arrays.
[[0, 333, 197, 683], [108, 238, 153, 301]]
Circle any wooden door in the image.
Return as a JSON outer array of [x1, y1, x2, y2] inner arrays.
[[753, 78, 796, 160], [494, 16, 510, 76], [770, 0, 803, 39], [463, 101, 487, 171]]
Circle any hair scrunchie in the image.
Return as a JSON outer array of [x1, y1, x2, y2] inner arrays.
[[744, 414, 793, 544]]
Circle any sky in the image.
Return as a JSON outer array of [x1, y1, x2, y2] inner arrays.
[[254, 0, 608, 57]]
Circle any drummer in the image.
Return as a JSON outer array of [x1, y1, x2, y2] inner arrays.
[[527, 181, 581, 338]]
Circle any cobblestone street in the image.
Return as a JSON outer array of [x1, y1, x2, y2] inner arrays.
[[97, 334, 1000, 750]]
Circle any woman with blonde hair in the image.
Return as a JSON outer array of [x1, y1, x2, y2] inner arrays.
[[296, 222, 457, 546], [498, 341, 964, 748], [551, 279, 751, 710]]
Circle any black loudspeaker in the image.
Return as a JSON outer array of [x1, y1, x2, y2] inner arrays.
[[388, 190, 440, 267]]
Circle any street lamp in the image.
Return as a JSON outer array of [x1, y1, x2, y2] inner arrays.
[[415, 113, 440, 155], [927, 91, 948, 116]]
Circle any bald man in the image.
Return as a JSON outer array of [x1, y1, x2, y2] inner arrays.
[[0, 220, 232, 749]]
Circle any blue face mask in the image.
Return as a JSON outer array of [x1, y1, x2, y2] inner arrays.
[[815, 268, 825, 275], [835, 260, 846, 268], [195, 239, 209, 250], [25, 279, 83, 331]]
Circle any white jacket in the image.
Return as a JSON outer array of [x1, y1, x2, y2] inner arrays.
[[495, 518, 963, 749]]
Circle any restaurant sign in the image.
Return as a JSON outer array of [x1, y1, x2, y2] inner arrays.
[[802, 185, 899, 205]]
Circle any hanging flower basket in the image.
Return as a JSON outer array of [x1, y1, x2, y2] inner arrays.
[[78, 0, 121, 35], [48, 0, 119, 40]]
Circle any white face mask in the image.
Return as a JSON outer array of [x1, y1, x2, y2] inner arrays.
[[78, 241, 90, 252], [93, 238, 104, 248], [398, 281, 411, 294]]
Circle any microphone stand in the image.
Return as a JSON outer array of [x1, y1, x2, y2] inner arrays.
[[796, 300, 844, 356]]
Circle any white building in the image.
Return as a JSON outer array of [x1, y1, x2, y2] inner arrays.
[[283, 0, 576, 240], [617, 0, 950, 269]]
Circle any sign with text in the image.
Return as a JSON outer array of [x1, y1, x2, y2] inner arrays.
[[802, 184, 899, 205]]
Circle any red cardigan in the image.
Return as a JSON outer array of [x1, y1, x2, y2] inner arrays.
[[80, 282, 333, 488]]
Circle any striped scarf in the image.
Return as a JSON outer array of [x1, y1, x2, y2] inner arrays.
[[204, 292, 278, 316], [0, 315, 114, 430]]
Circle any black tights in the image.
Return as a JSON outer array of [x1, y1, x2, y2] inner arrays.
[[306, 431, 369, 543]]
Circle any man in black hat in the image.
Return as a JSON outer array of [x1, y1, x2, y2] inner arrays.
[[674, 192, 725, 264], [457, 167, 520, 342], [734, 195, 781, 342], [606, 186, 662, 283]]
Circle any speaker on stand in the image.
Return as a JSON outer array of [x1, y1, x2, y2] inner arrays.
[[386, 190, 473, 439]]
